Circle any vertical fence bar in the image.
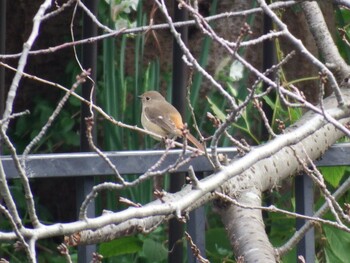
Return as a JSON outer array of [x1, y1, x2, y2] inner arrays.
[[295, 173, 315, 262], [0, 0, 6, 121], [76, 176, 96, 262], [187, 206, 206, 263], [0, 0, 6, 154], [168, 1, 188, 262], [261, 13, 275, 140], [77, 0, 98, 262], [187, 172, 206, 263]]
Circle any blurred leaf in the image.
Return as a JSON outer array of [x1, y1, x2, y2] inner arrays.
[[69, 96, 81, 107], [207, 95, 227, 121], [99, 237, 143, 258], [14, 115, 30, 136], [280, 248, 296, 263], [207, 94, 259, 144], [323, 225, 350, 263], [288, 106, 302, 124], [319, 166, 346, 188], [325, 247, 343, 263], [64, 132, 80, 146], [142, 239, 167, 262], [60, 116, 75, 133], [227, 82, 238, 98], [262, 94, 275, 110], [206, 228, 233, 262]]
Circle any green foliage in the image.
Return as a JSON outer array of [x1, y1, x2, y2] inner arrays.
[[205, 228, 234, 262], [335, 7, 350, 63], [206, 77, 303, 145], [323, 225, 350, 263], [8, 94, 80, 154], [207, 91, 260, 144], [98, 227, 168, 263], [261, 83, 302, 128], [139, 238, 168, 262], [99, 237, 143, 258], [319, 166, 346, 188], [188, 0, 218, 126]]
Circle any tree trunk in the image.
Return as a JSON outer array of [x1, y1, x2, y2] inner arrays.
[[219, 188, 276, 262]]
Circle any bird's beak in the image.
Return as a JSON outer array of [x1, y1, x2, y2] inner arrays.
[[138, 95, 142, 99]]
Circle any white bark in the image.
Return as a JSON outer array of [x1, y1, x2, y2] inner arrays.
[[219, 189, 276, 262]]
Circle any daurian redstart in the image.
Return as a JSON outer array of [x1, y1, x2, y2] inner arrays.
[[139, 91, 204, 151]]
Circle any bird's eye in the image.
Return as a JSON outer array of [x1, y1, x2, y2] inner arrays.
[[146, 96, 151, 101], [345, 77, 349, 83]]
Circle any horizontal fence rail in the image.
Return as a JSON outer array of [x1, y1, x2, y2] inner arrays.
[[2, 143, 350, 179]]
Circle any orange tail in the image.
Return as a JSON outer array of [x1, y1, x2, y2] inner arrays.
[[186, 133, 205, 152]]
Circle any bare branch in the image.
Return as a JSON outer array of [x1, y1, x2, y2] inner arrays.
[[22, 70, 90, 160]]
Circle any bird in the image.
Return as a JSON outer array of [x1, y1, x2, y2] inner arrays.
[[139, 90, 204, 151]]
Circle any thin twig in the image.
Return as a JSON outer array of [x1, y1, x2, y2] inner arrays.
[[0, 111, 30, 125], [41, 0, 77, 21], [224, 131, 251, 154], [253, 98, 277, 138], [277, 174, 350, 256], [0, 29, 124, 59], [57, 243, 73, 263], [154, 0, 238, 111], [186, 70, 206, 153], [22, 70, 90, 161], [0, 127, 41, 229], [0, 1, 300, 60], [1, 0, 53, 132], [85, 116, 125, 184], [215, 191, 350, 233], [77, 1, 114, 33], [295, 145, 350, 224], [187, 165, 201, 189], [0, 204, 30, 259]]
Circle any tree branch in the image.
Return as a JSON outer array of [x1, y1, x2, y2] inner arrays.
[[301, 1, 350, 79], [67, 89, 350, 246]]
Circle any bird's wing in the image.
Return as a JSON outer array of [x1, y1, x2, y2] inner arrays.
[[144, 106, 178, 135]]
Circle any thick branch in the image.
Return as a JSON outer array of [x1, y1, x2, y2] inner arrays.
[[69, 89, 350, 246], [301, 1, 350, 79], [219, 188, 276, 262]]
